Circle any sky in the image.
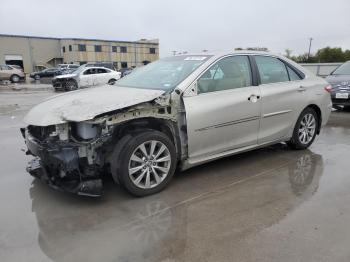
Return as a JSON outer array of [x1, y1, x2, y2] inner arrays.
[[0, 0, 349, 57]]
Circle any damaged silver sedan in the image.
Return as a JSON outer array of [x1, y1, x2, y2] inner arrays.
[[21, 51, 332, 197]]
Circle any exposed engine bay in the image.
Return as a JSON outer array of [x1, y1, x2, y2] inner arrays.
[[21, 92, 186, 197]]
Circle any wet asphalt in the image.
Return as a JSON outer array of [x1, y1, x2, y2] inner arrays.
[[1, 89, 350, 262]]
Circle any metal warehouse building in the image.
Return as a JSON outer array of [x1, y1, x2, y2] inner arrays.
[[0, 34, 159, 73]]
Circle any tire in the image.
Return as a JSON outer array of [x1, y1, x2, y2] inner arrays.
[[108, 79, 116, 85], [111, 130, 177, 197], [10, 74, 20, 83], [34, 75, 40, 80], [65, 80, 78, 91], [344, 106, 350, 112], [287, 107, 319, 150]]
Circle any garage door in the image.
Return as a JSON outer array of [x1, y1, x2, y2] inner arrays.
[[5, 55, 23, 69], [5, 55, 23, 61]]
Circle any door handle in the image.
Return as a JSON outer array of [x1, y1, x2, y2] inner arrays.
[[248, 94, 261, 103], [298, 86, 307, 92]]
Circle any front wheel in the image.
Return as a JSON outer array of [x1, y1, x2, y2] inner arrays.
[[10, 74, 20, 83], [112, 131, 177, 196], [65, 80, 78, 91], [108, 79, 116, 85], [287, 107, 318, 150]]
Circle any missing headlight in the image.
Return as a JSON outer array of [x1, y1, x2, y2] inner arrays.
[[71, 122, 99, 141]]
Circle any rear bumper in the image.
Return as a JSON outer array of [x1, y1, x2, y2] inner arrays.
[[331, 98, 350, 106], [331, 91, 350, 106], [23, 129, 103, 197]]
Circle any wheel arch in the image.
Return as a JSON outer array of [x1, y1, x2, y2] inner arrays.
[[306, 104, 322, 134], [10, 74, 20, 82], [106, 117, 181, 185], [110, 117, 182, 161]]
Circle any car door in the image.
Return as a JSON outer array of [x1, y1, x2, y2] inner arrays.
[[80, 68, 95, 87], [40, 69, 49, 77], [253, 55, 306, 144], [47, 69, 56, 77], [0, 65, 12, 80], [183, 55, 261, 162], [0, 66, 6, 80], [95, 68, 109, 85]]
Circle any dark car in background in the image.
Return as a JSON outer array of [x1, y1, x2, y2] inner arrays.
[[85, 62, 115, 70], [30, 68, 64, 80], [120, 67, 134, 77], [57, 64, 80, 70], [326, 61, 350, 110]]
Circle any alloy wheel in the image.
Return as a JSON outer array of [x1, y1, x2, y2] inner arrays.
[[298, 113, 316, 144], [66, 81, 77, 91], [12, 75, 19, 82], [128, 140, 171, 189]]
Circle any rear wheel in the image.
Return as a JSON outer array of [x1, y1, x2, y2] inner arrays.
[[10, 74, 20, 83], [287, 107, 318, 150], [112, 131, 177, 196], [34, 75, 40, 80], [108, 79, 116, 85]]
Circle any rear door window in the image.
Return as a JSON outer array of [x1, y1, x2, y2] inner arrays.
[[255, 56, 289, 84], [84, 68, 98, 75], [287, 66, 302, 81], [97, 68, 108, 74]]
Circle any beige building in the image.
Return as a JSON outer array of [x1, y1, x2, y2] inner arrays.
[[0, 34, 159, 73]]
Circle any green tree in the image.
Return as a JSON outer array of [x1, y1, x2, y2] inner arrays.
[[284, 49, 292, 59], [315, 47, 346, 62], [288, 47, 350, 63]]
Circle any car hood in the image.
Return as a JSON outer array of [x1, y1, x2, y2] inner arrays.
[[24, 85, 166, 126]]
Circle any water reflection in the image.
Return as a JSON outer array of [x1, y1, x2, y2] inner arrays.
[[30, 148, 323, 262]]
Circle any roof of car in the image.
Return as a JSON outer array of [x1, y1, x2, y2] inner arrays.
[[174, 50, 282, 58], [83, 66, 112, 70]]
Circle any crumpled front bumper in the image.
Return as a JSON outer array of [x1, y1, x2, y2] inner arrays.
[[22, 128, 103, 197]]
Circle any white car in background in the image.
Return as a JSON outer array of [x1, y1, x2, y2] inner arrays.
[[52, 66, 121, 91]]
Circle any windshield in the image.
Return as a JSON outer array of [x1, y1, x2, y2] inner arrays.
[[72, 65, 86, 75], [115, 55, 212, 90], [332, 61, 350, 75]]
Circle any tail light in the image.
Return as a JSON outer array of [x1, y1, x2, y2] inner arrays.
[[324, 85, 332, 93]]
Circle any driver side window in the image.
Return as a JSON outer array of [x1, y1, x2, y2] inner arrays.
[[197, 56, 252, 94], [84, 68, 97, 75]]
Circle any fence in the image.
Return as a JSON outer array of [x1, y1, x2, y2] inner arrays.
[[299, 63, 343, 78]]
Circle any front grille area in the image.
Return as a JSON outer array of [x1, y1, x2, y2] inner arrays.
[[28, 125, 56, 141], [52, 78, 63, 88]]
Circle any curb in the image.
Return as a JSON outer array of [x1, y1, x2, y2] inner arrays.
[[0, 85, 53, 92]]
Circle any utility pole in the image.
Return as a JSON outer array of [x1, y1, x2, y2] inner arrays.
[[307, 37, 313, 62]]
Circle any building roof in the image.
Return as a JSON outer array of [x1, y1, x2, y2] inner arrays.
[[0, 34, 159, 45]]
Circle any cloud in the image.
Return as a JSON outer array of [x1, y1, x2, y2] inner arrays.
[[0, 0, 349, 57]]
